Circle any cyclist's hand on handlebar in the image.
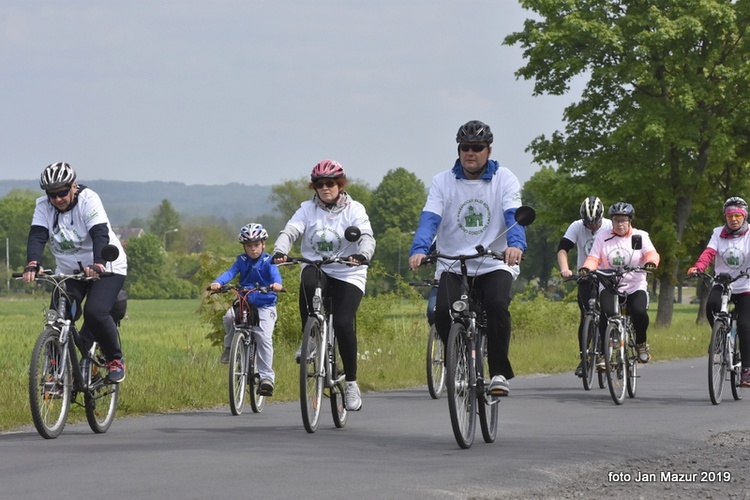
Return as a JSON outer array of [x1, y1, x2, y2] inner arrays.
[[687, 266, 699, 276], [504, 247, 523, 266], [409, 253, 426, 272], [348, 254, 367, 265], [644, 262, 657, 271], [85, 263, 106, 278], [22, 261, 40, 282], [273, 253, 287, 264], [560, 269, 573, 279], [578, 267, 591, 275], [207, 282, 222, 291]]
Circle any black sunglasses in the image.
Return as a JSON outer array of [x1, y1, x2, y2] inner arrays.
[[314, 179, 337, 189], [459, 144, 487, 152], [46, 187, 71, 199]]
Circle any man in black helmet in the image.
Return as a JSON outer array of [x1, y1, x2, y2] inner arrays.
[[408, 120, 526, 397]]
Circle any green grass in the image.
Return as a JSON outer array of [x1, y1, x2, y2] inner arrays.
[[0, 295, 710, 431]]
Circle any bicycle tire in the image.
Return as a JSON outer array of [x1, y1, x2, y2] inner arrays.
[[731, 334, 744, 401], [604, 321, 626, 405], [581, 314, 597, 391], [84, 344, 119, 433], [598, 370, 606, 389], [477, 335, 498, 444], [426, 324, 445, 399], [330, 335, 348, 428], [248, 338, 266, 413], [228, 331, 248, 415], [29, 328, 72, 439], [626, 321, 638, 399], [708, 320, 727, 405], [446, 323, 476, 449], [300, 317, 324, 433]]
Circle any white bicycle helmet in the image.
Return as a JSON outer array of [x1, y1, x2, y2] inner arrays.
[[579, 196, 604, 225], [40, 162, 76, 191], [238, 223, 268, 243]]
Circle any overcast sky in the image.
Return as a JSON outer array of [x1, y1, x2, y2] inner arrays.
[[1, 1, 578, 189]]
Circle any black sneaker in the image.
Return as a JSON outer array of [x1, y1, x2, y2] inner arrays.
[[259, 379, 274, 396], [220, 347, 230, 364], [574, 361, 584, 378], [105, 359, 126, 384]]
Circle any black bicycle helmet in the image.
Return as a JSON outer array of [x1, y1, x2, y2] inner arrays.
[[608, 202, 635, 219], [723, 196, 748, 212], [580, 196, 604, 225], [40, 162, 76, 191], [456, 120, 494, 144]]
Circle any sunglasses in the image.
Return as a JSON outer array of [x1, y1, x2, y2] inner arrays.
[[46, 188, 71, 199], [459, 144, 487, 153], [726, 213, 744, 220], [314, 179, 337, 189]]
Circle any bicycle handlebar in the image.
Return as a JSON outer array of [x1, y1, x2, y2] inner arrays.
[[207, 284, 287, 295], [11, 270, 114, 282], [685, 270, 750, 288], [419, 248, 506, 267], [277, 255, 366, 268]]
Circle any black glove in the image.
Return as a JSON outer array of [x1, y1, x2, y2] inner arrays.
[[644, 262, 656, 271], [578, 267, 590, 275], [349, 254, 367, 265], [273, 252, 287, 261], [24, 262, 39, 274]]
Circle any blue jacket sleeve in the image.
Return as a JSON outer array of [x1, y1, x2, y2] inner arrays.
[[409, 211, 442, 256], [504, 208, 527, 252]]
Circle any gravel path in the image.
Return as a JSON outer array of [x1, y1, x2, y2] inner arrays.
[[490, 430, 750, 499]]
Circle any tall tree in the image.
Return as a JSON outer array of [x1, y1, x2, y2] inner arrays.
[[506, 0, 750, 325], [148, 199, 182, 249], [369, 168, 427, 236]]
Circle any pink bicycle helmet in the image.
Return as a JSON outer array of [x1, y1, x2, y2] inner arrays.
[[311, 159, 345, 181], [238, 223, 268, 243]]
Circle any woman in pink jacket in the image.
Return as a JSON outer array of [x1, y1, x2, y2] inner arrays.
[[581, 202, 660, 364]]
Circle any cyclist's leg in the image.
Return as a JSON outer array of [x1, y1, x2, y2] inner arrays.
[[598, 288, 617, 356], [706, 285, 723, 327], [222, 307, 235, 348], [328, 277, 363, 381], [627, 291, 650, 362], [253, 306, 277, 384], [732, 293, 750, 374], [435, 272, 462, 346], [426, 282, 438, 326], [476, 270, 514, 380], [79, 275, 126, 361], [298, 266, 324, 329]]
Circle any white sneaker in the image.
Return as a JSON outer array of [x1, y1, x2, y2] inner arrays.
[[487, 375, 509, 397], [344, 381, 362, 411]]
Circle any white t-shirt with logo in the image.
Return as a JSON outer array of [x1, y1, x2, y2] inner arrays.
[[423, 167, 522, 277], [31, 189, 127, 275], [283, 199, 372, 292], [562, 218, 614, 269], [706, 226, 750, 294]]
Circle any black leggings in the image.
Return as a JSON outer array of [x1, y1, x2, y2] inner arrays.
[[706, 287, 750, 369], [299, 266, 363, 381], [58, 274, 126, 361], [435, 269, 514, 380], [599, 289, 649, 346]]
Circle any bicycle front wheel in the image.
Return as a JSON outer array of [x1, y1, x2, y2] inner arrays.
[[330, 334, 348, 428], [626, 322, 638, 399], [85, 344, 119, 433], [29, 328, 72, 439], [248, 338, 266, 413], [604, 322, 626, 405], [228, 331, 248, 415], [581, 314, 597, 391], [300, 317, 324, 433], [477, 334, 498, 444], [446, 323, 476, 449], [731, 335, 744, 401], [708, 320, 728, 405], [426, 324, 445, 399]]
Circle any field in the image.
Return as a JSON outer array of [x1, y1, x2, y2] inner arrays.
[[0, 295, 709, 431]]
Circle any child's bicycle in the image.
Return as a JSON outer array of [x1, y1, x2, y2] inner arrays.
[[207, 284, 284, 415], [13, 245, 125, 439]]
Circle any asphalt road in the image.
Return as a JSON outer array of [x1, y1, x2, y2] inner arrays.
[[1, 357, 747, 499]]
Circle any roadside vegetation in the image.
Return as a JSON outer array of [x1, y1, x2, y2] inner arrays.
[[0, 291, 708, 432]]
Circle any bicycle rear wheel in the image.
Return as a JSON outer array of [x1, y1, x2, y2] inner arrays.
[[708, 320, 727, 405], [581, 314, 597, 391], [29, 328, 72, 439], [85, 344, 119, 433], [426, 324, 446, 399], [604, 322, 626, 405], [330, 335, 348, 428], [228, 331, 248, 415], [300, 317, 324, 433], [477, 334, 498, 444], [248, 338, 266, 413], [626, 322, 638, 399], [446, 323, 476, 449]]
